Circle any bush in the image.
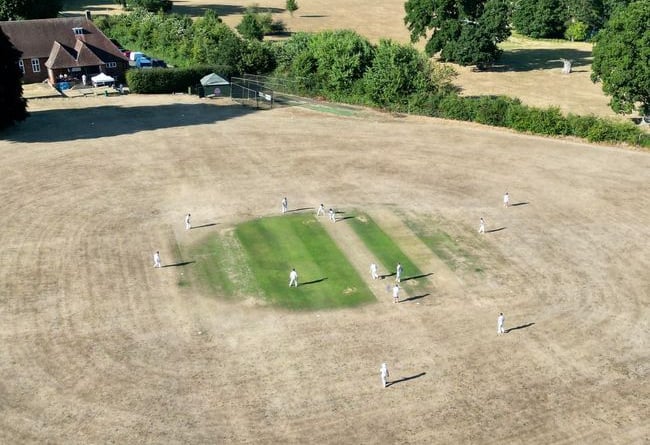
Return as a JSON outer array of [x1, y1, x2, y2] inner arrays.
[[565, 20, 589, 41], [438, 95, 477, 121], [126, 65, 233, 93], [472, 96, 522, 126]]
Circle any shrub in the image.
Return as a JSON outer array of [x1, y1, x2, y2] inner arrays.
[[473, 96, 522, 126], [564, 20, 589, 41], [438, 94, 477, 121]]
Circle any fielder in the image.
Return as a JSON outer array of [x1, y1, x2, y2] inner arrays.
[[479, 217, 486, 234], [392, 283, 400, 303], [289, 268, 298, 287], [185, 213, 191, 230], [503, 192, 510, 208], [380, 363, 390, 388], [153, 251, 161, 268], [370, 263, 379, 280], [281, 197, 288, 214], [396, 262, 403, 283], [316, 203, 325, 216], [328, 208, 336, 223], [497, 312, 505, 334]]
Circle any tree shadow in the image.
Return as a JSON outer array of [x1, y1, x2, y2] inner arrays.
[[3, 103, 257, 143], [191, 223, 218, 229], [486, 227, 506, 233], [401, 272, 433, 283], [172, 2, 284, 17], [506, 322, 535, 333], [401, 293, 429, 303], [511, 202, 529, 207], [387, 372, 426, 387], [300, 277, 328, 286], [162, 260, 196, 268], [490, 48, 593, 72]]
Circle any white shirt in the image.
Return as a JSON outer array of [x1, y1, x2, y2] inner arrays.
[[290, 270, 298, 280], [498, 315, 505, 325], [393, 285, 399, 298]]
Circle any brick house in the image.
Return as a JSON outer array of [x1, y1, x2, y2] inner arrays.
[[0, 16, 128, 85]]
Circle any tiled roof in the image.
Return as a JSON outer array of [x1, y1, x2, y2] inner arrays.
[[0, 17, 128, 63]]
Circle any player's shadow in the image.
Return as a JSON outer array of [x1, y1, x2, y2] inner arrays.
[[337, 216, 355, 221], [401, 272, 433, 283], [380, 273, 396, 279], [162, 261, 196, 268], [288, 207, 313, 213], [301, 277, 328, 286], [486, 227, 506, 233], [191, 223, 218, 229], [506, 322, 535, 333], [511, 202, 529, 207], [401, 293, 429, 303], [386, 372, 426, 387]]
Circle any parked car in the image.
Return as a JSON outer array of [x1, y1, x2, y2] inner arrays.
[[151, 59, 167, 68], [136, 57, 152, 68]]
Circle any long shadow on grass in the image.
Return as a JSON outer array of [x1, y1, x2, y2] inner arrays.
[[337, 216, 355, 221], [301, 277, 328, 286], [387, 372, 426, 387], [486, 227, 506, 233], [380, 273, 396, 279], [401, 293, 429, 303], [191, 223, 218, 229], [506, 322, 535, 333], [492, 48, 593, 72], [401, 272, 433, 283], [3, 103, 257, 143], [287, 207, 314, 213], [511, 202, 529, 207], [162, 261, 196, 268]]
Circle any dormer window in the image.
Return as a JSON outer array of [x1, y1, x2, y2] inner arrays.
[[73, 27, 84, 35]]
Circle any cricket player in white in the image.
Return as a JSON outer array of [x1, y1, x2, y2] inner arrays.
[[503, 192, 510, 208], [328, 208, 336, 222], [370, 263, 379, 280], [316, 203, 325, 216], [185, 213, 191, 230], [289, 268, 298, 287], [281, 197, 288, 214], [396, 262, 403, 282], [153, 251, 161, 268], [392, 284, 400, 303], [380, 363, 389, 388], [479, 217, 486, 234], [497, 312, 505, 334]]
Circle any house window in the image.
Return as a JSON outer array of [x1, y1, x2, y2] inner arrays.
[[31, 58, 41, 73], [18, 60, 24, 73], [106, 62, 117, 68], [73, 27, 84, 35]]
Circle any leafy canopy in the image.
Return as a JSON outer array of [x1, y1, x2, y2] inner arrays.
[[404, 0, 511, 68], [591, 0, 650, 114], [0, 0, 63, 20]]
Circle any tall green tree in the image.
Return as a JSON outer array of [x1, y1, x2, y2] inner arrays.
[[404, 0, 511, 68], [511, 0, 566, 38], [591, 0, 650, 114], [0, 27, 28, 130], [0, 0, 64, 20], [286, 0, 298, 17]]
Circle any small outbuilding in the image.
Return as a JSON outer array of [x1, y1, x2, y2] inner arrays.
[[199, 73, 230, 97]]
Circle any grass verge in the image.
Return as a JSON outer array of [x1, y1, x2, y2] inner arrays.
[[235, 213, 374, 310]]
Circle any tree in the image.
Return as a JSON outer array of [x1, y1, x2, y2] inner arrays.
[[0, 0, 64, 20], [236, 11, 265, 40], [404, 0, 511, 68], [512, 0, 566, 38], [123, 0, 172, 12], [286, 0, 298, 17], [591, 0, 650, 114], [0, 27, 28, 130], [363, 39, 455, 106]]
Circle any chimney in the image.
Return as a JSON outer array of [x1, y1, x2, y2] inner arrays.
[[85, 10, 92, 20]]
